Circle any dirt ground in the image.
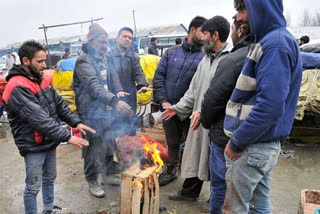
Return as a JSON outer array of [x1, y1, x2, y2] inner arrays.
[[0, 122, 320, 214]]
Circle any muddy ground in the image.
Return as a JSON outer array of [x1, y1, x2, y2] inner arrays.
[[0, 122, 320, 214]]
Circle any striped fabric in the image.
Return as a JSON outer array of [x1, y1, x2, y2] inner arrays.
[[224, 43, 262, 137]]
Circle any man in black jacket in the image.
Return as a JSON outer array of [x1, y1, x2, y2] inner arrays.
[[107, 27, 150, 137], [201, 16, 249, 214], [3, 40, 94, 214], [148, 37, 159, 56], [73, 24, 133, 197]]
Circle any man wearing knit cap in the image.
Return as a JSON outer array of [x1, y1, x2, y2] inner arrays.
[[73, 23, 133, 198]]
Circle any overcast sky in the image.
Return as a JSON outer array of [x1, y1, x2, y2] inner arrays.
[[0, 0, 319, 48]]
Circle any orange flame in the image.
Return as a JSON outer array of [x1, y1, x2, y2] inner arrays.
[[140, 135, 164, 172], [132, 178, 143, 188]]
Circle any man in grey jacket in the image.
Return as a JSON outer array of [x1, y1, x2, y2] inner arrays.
[[73, 23, 133, 198]]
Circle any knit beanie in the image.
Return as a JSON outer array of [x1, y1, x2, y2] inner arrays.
[[87, 23, 108, 41]]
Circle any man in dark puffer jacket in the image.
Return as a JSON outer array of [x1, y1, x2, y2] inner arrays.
[[3, 40, 94, 214], [73, 23, 133, 198], [153, 16, 207, 187], [201, 16, 249, 214]]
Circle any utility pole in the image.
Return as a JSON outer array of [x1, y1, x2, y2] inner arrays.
[[39, 18, 103, 67]]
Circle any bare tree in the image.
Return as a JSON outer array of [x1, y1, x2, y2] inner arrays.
[[301, 9, 313, 26], [314, 9, 320, 26]]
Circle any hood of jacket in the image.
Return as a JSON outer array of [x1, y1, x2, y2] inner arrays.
[[6, 64, 41, 83], [245, 0, 286, 40]]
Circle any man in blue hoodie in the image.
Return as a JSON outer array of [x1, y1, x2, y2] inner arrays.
[[223, 0, 302, 213]]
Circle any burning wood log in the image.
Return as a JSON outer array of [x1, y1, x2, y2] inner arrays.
[[120, 163, 160, 214]]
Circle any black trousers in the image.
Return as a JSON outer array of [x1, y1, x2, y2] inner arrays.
[[82, 119, 114, 180], [162, 116, 190, 167], [181, 177, 204, 198]]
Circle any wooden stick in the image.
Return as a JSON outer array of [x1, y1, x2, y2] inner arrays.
[[142, 179, 150, 214], [132, 178, 143, 214], [120, 175, 133, 214], [152, 172, 160, 214]]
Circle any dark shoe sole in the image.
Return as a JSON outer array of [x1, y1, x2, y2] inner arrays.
[[168, 194, 197, 201]]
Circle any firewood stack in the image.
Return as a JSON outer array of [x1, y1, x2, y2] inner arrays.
[[120, 163, 160, 214], [117, 135, 167, 214]]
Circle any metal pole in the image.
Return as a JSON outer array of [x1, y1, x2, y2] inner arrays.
[[38, 18, 103, 30], [42, 24, 52, 67], [133, 10, 137, 38], [38, 18, 103, 67]]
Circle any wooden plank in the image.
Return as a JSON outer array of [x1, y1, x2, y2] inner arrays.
[[149, 175, 154, 214], [142, 179, 150, 214], [123, 162, 142, 177], [136, 166, 157, 179], [152, 172, 160, 214], [132, 178, 143, 214], [120, 175, 133, 214]]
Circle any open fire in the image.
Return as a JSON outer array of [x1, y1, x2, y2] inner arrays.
[[118, 135, 167, 214], [116, 134, 168, 171]]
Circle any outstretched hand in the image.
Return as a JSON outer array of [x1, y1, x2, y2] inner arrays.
[[76, 123, 96, 135], [68, 136, 89, 148], [137, 87, 153, 93], [161, 106, 176, 120], [190, 111, 201, 131], [115, 100, 133, 117], [117, 91, 130, 98]]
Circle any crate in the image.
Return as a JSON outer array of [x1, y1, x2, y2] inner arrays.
[[120, 163, 160, 214], [298, 189, 320, 214]]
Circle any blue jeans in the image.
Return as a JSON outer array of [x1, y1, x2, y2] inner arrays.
[[222, 141, 281, 214], [24, 149, 57, 214], [209, 141, 226, 214]]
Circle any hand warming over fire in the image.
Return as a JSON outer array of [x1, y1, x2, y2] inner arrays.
[[137, 86, 152, 93], [67, 136, 89, 148], [76, 123, 96, 135], [116, 91, 130, 98], [190, 111, 201, 131], [161, 106, 176, 120], [115, 100, 133, 117]]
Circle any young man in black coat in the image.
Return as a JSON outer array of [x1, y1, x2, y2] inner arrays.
[[201, 16, 249, 214]]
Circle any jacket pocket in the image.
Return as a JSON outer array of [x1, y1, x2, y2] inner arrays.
[[34, 130, 43, 144]]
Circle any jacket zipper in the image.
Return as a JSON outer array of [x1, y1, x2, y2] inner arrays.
[[234, 104, 242, 128], [173, 50, 189, 104]]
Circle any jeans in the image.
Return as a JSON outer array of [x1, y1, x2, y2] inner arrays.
[[24, 149, 57, 214], [163, 116, 190, 167], [209, 141, 226, 214], [222, 141, 281, 214]]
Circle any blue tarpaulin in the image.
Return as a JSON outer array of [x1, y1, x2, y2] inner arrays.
[[301, 52, 320, 69]]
